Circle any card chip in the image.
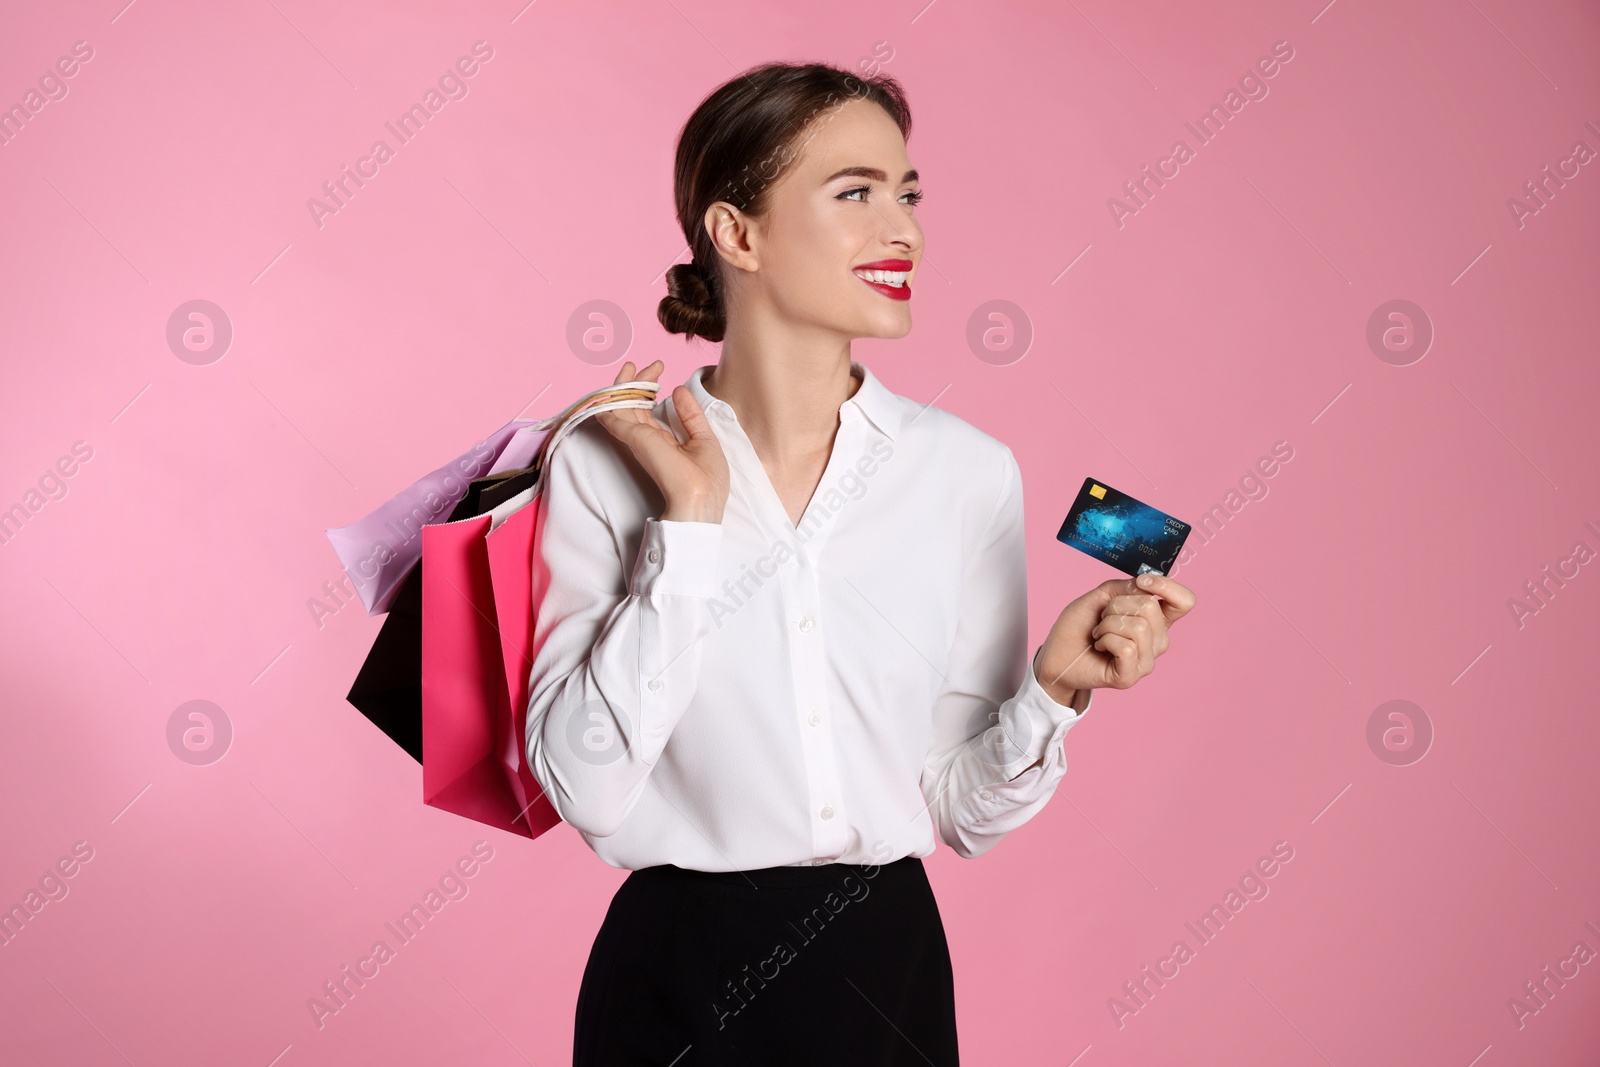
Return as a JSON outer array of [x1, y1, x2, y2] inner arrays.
[[1089, 484, 1106, 499]]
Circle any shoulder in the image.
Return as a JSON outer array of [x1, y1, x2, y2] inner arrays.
[[544, 408, 659, 514], [899, 399, 1021, 511]]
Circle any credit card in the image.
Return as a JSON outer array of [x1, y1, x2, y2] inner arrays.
[[1055, 478, 1191, 577]]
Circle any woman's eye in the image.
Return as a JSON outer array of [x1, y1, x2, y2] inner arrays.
[[837, 186, 924, 206]]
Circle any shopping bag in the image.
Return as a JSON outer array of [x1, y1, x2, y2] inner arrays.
[[417, 381, 660, 838], [326, 417, 539, 616], [328, 376, 671, 616], [345, 556, 424, 761], [345, 466, 542, 763], [420, 507, 550, 836]]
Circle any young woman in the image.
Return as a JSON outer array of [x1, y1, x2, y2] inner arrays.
[[526, 61, 1196, 1066]]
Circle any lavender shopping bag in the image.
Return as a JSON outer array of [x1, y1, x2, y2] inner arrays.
[[326, 417, 540, 616]]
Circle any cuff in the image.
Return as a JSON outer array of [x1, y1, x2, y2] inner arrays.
[[629, 517, 724, 598], [996, 647, 1090, 770], [1027, 645, 1092, 713]]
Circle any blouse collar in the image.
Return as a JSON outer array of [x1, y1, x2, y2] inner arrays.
[[682, 359, 902, 442]]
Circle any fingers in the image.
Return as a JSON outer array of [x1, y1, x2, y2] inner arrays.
[[1101, 593, 1168, 652], [672, 385, 713, 440], [1102, 592, 1159, 616], [1132, 572, 1197, 624], [1091, 611, 1151, 647], [594, 408, 663, 453], [613, 359, 663, 387], [1080, 575, 1190, 693], [1093, 613, 1159, 674], [600, 361, 667, 436], [1090, 577, 1130, 612], [1092, 631, 1142, 688]]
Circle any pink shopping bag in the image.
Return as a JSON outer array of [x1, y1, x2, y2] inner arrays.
[[417, 381, 660, 839], [420, 504, 560, 839]]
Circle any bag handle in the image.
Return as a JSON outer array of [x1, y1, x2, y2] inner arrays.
[[479, 379, 673, 531], [532, 381, 660, 478], [524, 379, 660, 432]]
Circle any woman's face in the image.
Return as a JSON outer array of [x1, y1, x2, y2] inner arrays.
[[719, 97, 923, 341]]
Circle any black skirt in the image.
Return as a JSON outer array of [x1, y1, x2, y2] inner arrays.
[[572, 856, 960, 1066]]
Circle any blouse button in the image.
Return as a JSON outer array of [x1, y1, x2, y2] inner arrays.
[[978, 790, 995, 802], [798, 615, 814, 632], [820, 804, 834, 820], [647, 678, 662, 691], [647, 548, 661, 564], [808, 712, 820, 727]]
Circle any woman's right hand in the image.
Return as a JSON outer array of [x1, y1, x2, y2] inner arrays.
[[593, 359, 729, 524]]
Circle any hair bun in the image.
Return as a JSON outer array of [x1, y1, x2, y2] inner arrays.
[[658, 260, 726, 343], [670, 260, 713, 308]]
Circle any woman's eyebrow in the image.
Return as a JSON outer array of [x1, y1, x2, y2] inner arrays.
[[823, 166, 918, 185]]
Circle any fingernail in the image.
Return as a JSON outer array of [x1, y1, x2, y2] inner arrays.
[[1137, 574, 1153, 587]]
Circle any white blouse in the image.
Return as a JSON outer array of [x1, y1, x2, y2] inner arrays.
[[525, 359, 1092, 871]]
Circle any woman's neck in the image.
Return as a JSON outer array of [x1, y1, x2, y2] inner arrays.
[[702, 335, 861, 467]]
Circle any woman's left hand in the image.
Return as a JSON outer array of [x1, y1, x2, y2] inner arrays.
[[1033, 573, 1197, 701]]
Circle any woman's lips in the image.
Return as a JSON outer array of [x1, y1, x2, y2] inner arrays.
[[853, 259, 914, 302], [856, 275, 912, 301]]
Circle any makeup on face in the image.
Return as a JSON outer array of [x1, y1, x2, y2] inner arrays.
[[851, 257, 913, 301]]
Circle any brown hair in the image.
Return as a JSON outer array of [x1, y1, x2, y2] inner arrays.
[[657, 61, 912, 344]]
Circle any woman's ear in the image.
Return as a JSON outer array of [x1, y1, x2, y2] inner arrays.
[[704, 201, 758, 274]]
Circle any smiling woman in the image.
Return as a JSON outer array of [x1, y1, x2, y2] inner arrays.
[[656, 64, 920, 346], [530, 58, 1194, 1067], [550, 63, 976, 1066]]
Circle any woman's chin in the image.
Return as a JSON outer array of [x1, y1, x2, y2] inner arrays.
[[851, 308, 913, 340]]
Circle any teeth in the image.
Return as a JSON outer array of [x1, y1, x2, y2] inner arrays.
[[854, 269, 908, 287]]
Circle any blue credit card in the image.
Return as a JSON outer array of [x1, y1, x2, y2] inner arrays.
[[1056, 478, 1191, 577]]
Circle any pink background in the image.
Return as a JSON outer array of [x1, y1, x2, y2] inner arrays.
[[3, 0, 1598, 1063]]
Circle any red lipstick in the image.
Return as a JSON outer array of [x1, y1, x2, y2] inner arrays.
[[852, 258, 914, 301]]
